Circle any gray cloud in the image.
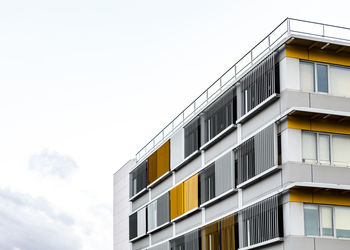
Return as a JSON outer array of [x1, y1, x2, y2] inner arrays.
[[0, 188, 81, 250], [29, 149, 78, 179]]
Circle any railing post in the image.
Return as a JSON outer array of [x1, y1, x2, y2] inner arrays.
[[322, 24, 325, 37], [234, 66, 237, 79]]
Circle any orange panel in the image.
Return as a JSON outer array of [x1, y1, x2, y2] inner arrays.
[[285, 45, 309, 60], [170, 183, 184, 220], [310, 119, 350, 135], [147, 151, 157, 185], [287, 116, 311, 130], [201, 222, 219, 250], [184, 174, 198, 212], [289, 188, 313, 203], [221, 215, 235, 250], [157, 140, 170, 178]]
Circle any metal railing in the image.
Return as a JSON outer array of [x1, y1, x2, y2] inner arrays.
[[136, 18, 350, 162]]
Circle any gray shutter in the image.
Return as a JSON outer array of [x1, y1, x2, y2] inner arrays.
[[184, 229, 200, 250], [137, 207, 147, 237], [157, 192, 170, 226], [254, 124, 275, 175], [215, 152, 234, 196], [147, 200, 157, 232]]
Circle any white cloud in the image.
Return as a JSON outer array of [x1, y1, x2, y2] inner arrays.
[[0, 188, 81, 250], [29, 149, 78, 179]]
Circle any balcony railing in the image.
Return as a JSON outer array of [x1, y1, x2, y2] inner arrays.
[[136, 18, 350, 162]]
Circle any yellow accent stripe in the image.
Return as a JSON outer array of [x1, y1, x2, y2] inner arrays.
[[289, 188, 350, 206], [286, 44, 350, 67], [184, 174, 198, 212], [287, 116, 350, 135]]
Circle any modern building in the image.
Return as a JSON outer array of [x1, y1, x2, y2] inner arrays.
[[113, 18, 350, 250]]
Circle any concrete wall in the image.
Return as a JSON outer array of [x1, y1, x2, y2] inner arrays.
[[114, 159, 135, 250]]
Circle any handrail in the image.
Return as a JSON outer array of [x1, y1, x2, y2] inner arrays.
[[135, 18, 350, 162]]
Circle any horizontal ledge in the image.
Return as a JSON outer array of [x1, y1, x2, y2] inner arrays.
[[200, 188, 237, 208], [237, 165, 281, 189], [172, 150, 201, 171], [147, 221, 172, 234], [129, 233, 148, 243], [147, 170, 172, 189], [238, 237, 283, 250], [171, 207, 200, 223], [200, 124, 237, 151], [237, 93, 279, 124], [128, 187, 148, 202]]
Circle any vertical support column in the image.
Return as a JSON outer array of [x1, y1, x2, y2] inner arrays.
[[236, 83, 242, 121]]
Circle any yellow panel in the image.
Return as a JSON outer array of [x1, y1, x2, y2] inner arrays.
[[285, 45, 309, 60], [221, 215, 235, 250], [309, 48, 350, 67], [313, 190, 350, 206], [311, 119, 350, 135], [184, 174, 198, 212], [287, 116, 311, 130], [201, 222, 218, 250], [286, 44, 350, 67], [156, 140, 170, 179], [289, 188, 313, 203], [147, 151, 157, 185], [170, 183, 184, 220], [289, 188, 350, 206]]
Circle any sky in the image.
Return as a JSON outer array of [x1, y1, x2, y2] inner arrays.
[[0, 0, 349, 249]]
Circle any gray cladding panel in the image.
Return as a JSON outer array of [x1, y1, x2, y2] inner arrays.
[[215, 152, 234, 196], [310, 93, 350, 113], [205, 194, 238, 222], [283, 236, 314, 250], [132, 237, 149, 250], [204, 130, 237, 163], [315, 237, 350, 250], [175, 211, 202, 235], [151, 176, 172, 200], [175, 156, 201, 184], [241, 101, 280, 140], [281, 163, 312, 186], [151, 225, 173, 245], [312, 165, 350, 185], [170, 128, 184, 170], [132, 192, 149, 212], [280, 90, 309, 113], [242, 172, 282, 205], [148, 242, 170, 250]]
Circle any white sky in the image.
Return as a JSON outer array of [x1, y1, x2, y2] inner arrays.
[[0, 0, 349, 249]]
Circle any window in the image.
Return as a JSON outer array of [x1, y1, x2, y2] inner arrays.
[[241, 53, 278, 116], [304, 204, 350, 238], [184, 117, 201, 158], [203, 88, 236, 143], [147, 192, 170, 232], [170, 230, 200, 250], [129, 207, 147, 240], [129, 160, 147, 198], [300, 61, 350, 97], [302, 131, 350, 166], [236, 124, 275, 184], [241, 195, 282, 248], [199, 164, 215, 204], [214, 152, 234, 196]]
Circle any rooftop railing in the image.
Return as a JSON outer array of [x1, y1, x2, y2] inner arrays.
[[136, 18, 350, 162]]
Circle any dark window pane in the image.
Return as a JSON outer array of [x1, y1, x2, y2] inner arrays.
[[317, 64, 328, 93], [129, 213, 138, 240], [129, 160, 147, 198], [184, 118, 200, 158], [199, 164, 215, 204]]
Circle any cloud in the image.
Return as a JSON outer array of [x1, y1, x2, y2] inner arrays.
[[0, 188, 82, 250], [29, 149, 78, 179]]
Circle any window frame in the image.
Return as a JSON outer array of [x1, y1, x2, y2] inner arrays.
[[302, 131, 350, 167]]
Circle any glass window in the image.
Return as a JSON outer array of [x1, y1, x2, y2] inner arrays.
[[321, 206, 333, 236], [300, 61, 315, 92], [317, 64, 328, 93], [302, 132, 317, 163], [329, 65, 350, 98], [199, 164, 215, 204], [129, 160, 147, 198], [333, 135, 350, 166], [304, 204, 320, 236], [335, 206, 350, 238], [184, 118, 200, 158], [319, 134, 330, 164], [147, 200, 157, 232]]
